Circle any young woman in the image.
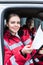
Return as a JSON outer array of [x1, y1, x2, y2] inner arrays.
[[22, 18, 36, 40], [19, 18, 43, 65], [4, 13, 34, 65]]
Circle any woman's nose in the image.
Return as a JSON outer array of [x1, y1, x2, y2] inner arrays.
[[15, 23, 18, 26]]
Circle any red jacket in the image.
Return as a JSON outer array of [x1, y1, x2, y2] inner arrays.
[[19, 27, 43, 65], [19, 28, 32, 47], [4, 30, 33, 65]]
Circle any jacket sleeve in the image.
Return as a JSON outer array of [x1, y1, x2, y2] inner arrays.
[[19, 29, 37, 58], [12, 48, 31, 62], [20, 29, 32, 46], [4, 39, 31, 65], [4, 46, 19, 65], [4, 46, 12, 65]]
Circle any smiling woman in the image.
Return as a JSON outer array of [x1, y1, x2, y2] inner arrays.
[[3, 12, 33, 65], [6, 14, 20, 35]]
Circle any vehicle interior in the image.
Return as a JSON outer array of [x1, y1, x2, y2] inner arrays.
[[3, 8, 43, 30], [1, 7, 43, 64]]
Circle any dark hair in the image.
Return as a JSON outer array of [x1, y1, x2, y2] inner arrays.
[[26, 17, 33, 25], [4, 13, 20, 34], [6, 13, 20, 23]]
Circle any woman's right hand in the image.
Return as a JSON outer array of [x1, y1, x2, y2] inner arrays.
[[21, 45, 33, 55], [39, 48, 43, 54]]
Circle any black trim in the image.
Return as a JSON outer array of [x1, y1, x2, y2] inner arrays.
[[0, 1, 43, 4], [1, 8, 5, 65]]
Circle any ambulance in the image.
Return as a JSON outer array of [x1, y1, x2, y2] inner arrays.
[[0, 0, 43, 65]]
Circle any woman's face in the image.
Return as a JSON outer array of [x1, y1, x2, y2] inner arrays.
[[27, 20, 34, 29], [7, 15, 20, 35]]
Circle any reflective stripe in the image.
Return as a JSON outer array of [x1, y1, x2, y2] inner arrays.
[[24, 61, 30, 65], [24, 59, 33, 65], [4, 40, 10, 49], [10, 56, 18, 65], [24, 39, 31, 45], [25, 58, 39, 65], [29, 59, 33, 63], [9, 41, 23, 50], [4, 40, 23, 50], [34, 58, 39, 62]]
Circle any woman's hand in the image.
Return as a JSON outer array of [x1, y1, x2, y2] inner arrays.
[[21, 45, 33, 55], [39, 48, 43, 54]]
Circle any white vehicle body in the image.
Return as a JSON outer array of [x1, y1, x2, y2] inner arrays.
[[0, 1, 43, 65]]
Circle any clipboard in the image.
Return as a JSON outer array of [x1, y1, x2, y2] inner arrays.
[[31, 25, 43, 49]]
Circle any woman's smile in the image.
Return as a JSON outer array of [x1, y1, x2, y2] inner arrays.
[[7, 15, 20, 35]]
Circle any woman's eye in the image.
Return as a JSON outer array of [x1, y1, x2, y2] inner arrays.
[[11, 21, 15, 24], [17, 22, 20, 24], [10, 21, 20, 24]]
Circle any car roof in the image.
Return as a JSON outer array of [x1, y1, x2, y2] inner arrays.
[[0, 0, 43, 4]]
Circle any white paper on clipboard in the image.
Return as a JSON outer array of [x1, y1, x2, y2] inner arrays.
[[31, 25, 43, 49]]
